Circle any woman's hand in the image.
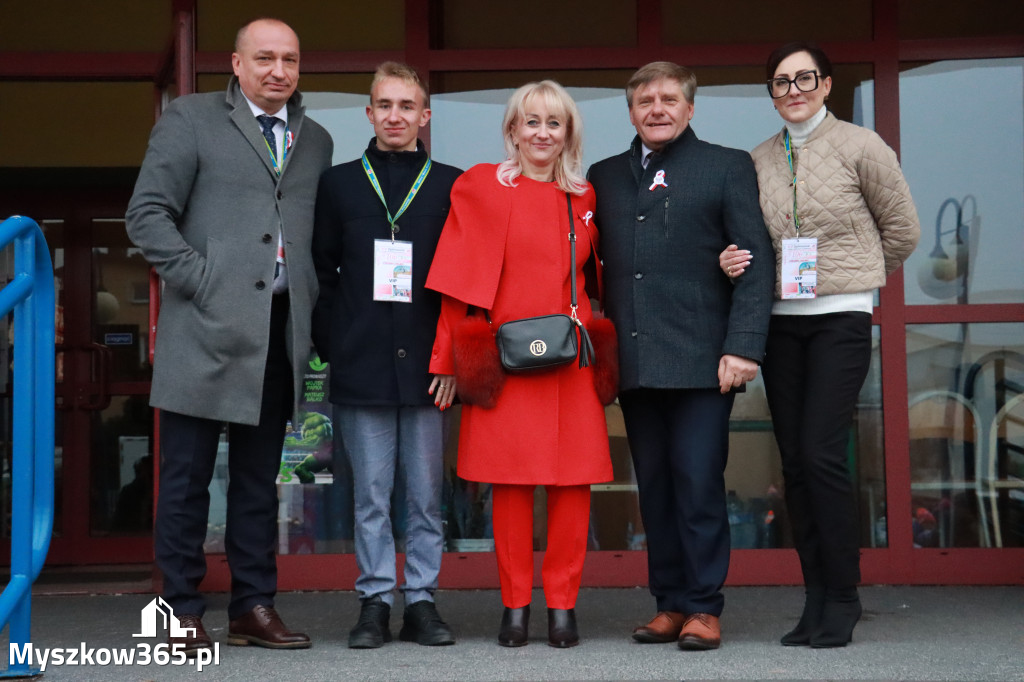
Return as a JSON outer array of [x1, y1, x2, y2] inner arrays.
[[720, 244, 752, 279], [429, 374, 457, 410]]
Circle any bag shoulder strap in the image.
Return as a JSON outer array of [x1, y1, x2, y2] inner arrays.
[[566, 192, 577, 311]]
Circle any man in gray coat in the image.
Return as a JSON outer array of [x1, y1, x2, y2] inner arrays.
[[126, 18, 332, 654], [588, 62, 774, 651]]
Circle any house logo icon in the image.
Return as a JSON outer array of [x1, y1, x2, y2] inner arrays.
[[132, 597, 196, 638]]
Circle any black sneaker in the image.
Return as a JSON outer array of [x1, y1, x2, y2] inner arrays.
[[398, 600, 456, 646], [348, 595, 392, 649]]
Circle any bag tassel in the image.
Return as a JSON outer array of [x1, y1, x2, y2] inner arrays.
[[576, 320, 595, 369]]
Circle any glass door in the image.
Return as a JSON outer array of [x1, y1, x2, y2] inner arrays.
[[1, 196, 154, 565]]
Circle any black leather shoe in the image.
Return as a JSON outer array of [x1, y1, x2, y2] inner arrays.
[[810, 590, 862, 648], [399, 600, 455, 646], [348, 595, 392, 649], [498, 606, 530, 647], [547, 608, 579, 648], [781, 586, 825, 646]]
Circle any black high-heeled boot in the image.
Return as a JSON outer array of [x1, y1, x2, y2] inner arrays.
[[498, 606, 529, 647], [810, 589, 862, 648], [780, 586, 825, 646], [547, 608, 579, 648]]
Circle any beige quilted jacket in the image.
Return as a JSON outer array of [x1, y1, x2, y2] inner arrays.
[[751, 112, 920, 298]]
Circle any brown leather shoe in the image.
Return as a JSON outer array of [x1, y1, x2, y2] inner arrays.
[[227, 605, 311, 649], [678, 613, 721, 650], [632, 611, 686, 643], [168, 614, 212, 658]]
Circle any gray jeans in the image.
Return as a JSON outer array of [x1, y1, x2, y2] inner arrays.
[[334, 405, 446, 606]]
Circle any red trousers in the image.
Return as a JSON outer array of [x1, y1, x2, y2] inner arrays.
[[491, 483, 591, 610]]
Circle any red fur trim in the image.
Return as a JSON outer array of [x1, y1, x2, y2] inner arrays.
[[453, 316, 505, 409], [588, 317, 619, 405]]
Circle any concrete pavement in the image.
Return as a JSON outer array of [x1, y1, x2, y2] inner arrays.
[[6, 585, 1023, 680]]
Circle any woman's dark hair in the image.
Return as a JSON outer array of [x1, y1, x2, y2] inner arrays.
[[766, 42, 833, 80]]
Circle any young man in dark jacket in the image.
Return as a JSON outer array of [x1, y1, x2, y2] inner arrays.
[[311, 62, 461, 649]]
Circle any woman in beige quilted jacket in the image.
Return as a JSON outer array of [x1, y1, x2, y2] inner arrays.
[[720, 42, 920, 648]]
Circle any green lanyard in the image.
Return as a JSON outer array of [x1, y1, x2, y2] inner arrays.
[[784, 130, 800, 234], [361, 153, 432, 241], [263, 127, 289, 177]]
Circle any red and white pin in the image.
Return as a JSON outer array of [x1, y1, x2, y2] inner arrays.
[[649, 169, 668, 191]]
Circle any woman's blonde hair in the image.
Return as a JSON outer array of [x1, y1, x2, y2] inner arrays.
[[496, 80, 587, 195]]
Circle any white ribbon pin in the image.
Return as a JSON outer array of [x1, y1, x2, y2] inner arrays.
[[582, 210, 593, 226], [649, 170, 668, 191]]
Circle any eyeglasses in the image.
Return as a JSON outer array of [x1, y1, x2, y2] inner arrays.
[[767, 72, 821, 99]]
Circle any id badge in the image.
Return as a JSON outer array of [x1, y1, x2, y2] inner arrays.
[[780, 237, 817, 299], [373, 239, 413, 303]]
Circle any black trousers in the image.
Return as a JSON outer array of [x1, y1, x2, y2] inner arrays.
[[762, 312, 872, 591], [619, 387, 735, 616], [155, 294, 293, 619]]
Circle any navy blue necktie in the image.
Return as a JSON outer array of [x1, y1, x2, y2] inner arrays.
[[258, 114, 284, 282], [256, 114, 279, 160]]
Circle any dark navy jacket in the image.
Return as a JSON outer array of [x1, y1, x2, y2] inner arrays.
[[312, 139, 462, 406], [588, 127, 775, 391]]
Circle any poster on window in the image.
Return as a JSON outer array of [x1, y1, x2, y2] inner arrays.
[[278, 351, 334, 484]]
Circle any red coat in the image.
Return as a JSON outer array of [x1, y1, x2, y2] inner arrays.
[[427, 164, 612, 486]]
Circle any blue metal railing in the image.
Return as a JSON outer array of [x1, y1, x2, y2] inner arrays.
[[0, 216, 55, 678]]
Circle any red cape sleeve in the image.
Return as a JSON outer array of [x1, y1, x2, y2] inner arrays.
[[425, 164, 511, 310]]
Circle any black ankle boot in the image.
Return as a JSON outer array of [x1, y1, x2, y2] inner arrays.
[[547, 608, 579, 648], [780, 586, 825, 646], [498, 606, 529, 647], [810, 589, 862, 648]]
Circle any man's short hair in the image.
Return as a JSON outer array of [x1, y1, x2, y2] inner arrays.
[[626, 61, 697, 107], [370, 61, 429, 105], [234, 17, 296, 53]]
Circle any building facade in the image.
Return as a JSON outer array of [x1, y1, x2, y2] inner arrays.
[[2, 0, 1023, 589]]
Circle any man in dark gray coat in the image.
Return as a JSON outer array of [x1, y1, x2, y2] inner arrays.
[[126, 18, 332, 654], [588, 62, 774, 651]]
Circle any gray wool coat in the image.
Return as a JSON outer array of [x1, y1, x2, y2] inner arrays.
[[126, 77, 334, 425]]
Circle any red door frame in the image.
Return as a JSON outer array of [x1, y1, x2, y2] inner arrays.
[[3, 0, 1021, 586], [0, 188, 154, 565]]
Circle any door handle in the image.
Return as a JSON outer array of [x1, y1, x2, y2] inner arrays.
[[79, 342, 112, 411], [55, 343, 72, 412]]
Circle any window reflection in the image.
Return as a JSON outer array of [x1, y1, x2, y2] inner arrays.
[[901, 59, 1024, 305], [907, 323, 1024, 547]]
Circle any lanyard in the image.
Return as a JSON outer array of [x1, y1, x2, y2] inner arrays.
[[263, 127, 289, 176], [784, 130, 801, 234], [361, 153, 432, 241]]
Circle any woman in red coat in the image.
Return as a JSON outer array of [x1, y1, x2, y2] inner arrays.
[[426, 80, 613, 648]]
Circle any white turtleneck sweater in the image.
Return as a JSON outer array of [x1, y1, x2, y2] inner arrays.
[[771, 107, 875, 317]]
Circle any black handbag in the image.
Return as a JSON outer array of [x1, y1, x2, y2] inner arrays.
[[494, 193, 594, 373], [496, 313, 578, 372]]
